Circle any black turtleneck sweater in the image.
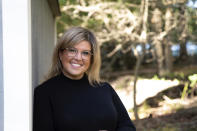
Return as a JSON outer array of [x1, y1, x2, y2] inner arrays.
[[33, 73, 136, 131]]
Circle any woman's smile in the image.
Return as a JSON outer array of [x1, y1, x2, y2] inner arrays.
[[71, 63, 81, 68]]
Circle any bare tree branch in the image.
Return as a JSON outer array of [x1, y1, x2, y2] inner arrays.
[[61, 2, 142, 45]]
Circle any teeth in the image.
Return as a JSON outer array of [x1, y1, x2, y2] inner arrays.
[[71, 63, 81, 67]]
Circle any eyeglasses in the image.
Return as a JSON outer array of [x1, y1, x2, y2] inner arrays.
[[63, 47, 93, 60]]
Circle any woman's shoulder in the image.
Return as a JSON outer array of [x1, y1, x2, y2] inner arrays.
[[98, 81, 118, 93], [95, 81, 113, 89], [34, 75, 60, 92]]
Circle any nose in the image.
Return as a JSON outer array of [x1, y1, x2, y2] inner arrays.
[[74, 51, 83, 60]]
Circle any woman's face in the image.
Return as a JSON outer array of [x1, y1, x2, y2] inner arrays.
[[59, 40, 92, 80]]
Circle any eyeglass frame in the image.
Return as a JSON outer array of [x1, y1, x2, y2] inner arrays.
[[61, 47, 93, 60]]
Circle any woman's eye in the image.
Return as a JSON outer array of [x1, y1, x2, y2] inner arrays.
[[69, 48, 77, 53], [82, 51, 90, 56]]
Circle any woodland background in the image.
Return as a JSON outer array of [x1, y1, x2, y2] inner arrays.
[[57, 0, 197, 130]]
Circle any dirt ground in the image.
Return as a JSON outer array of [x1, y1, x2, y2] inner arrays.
[[133, 97, 197, 131]]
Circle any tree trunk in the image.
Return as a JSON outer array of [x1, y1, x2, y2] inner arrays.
[[155, 41, 165, 76], [151, 8, 166, 76], [133, 54, 142, 120], [133, 0, 148, 120], [179, 39, 188, 61], [178, 4, 188, 62], [164, 41, 173, 73], [164, 8, 173, 74]]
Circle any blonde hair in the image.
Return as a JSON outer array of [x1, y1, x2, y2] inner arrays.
[[46, 27, 101, 85]]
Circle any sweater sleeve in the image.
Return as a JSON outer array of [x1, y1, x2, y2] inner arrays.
[[33, 86, 55, 131], [108, 83, 136, 131]]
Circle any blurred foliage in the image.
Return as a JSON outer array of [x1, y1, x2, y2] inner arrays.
[[59, 0, 80, 6], [57, 0, 197, 76], [181, 82, 189, 99], [101, 41, 136, 73], [181, 74, 197, 99], [59, 0, 66, 6], [188, 74, 197, 87], [187, 7, 197, 41], [152, 75, 166, 81], [167, 72, 185, 80], [86, 19, 103, 31]]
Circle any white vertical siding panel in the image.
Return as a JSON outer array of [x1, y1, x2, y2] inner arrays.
[[0, 0, 3, 130], [2, 0, 31, 130]]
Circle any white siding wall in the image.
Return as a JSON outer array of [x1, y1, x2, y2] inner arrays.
[[31, 0, 56, 87], [2, 0, 31, 130], [0, 0, 3, 130]]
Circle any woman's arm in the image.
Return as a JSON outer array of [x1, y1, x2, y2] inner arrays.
[[108, 84, 136, 131], [33, 86, 55, 131]]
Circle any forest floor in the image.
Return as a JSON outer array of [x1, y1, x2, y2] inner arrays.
[[108, 65, 197, 131], [133, 96, 197, 131]]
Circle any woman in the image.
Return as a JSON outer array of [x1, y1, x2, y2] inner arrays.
[[33, 27, 136, 131]]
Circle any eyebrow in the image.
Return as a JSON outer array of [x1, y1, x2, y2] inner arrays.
[[70, 47, 91, 52]]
